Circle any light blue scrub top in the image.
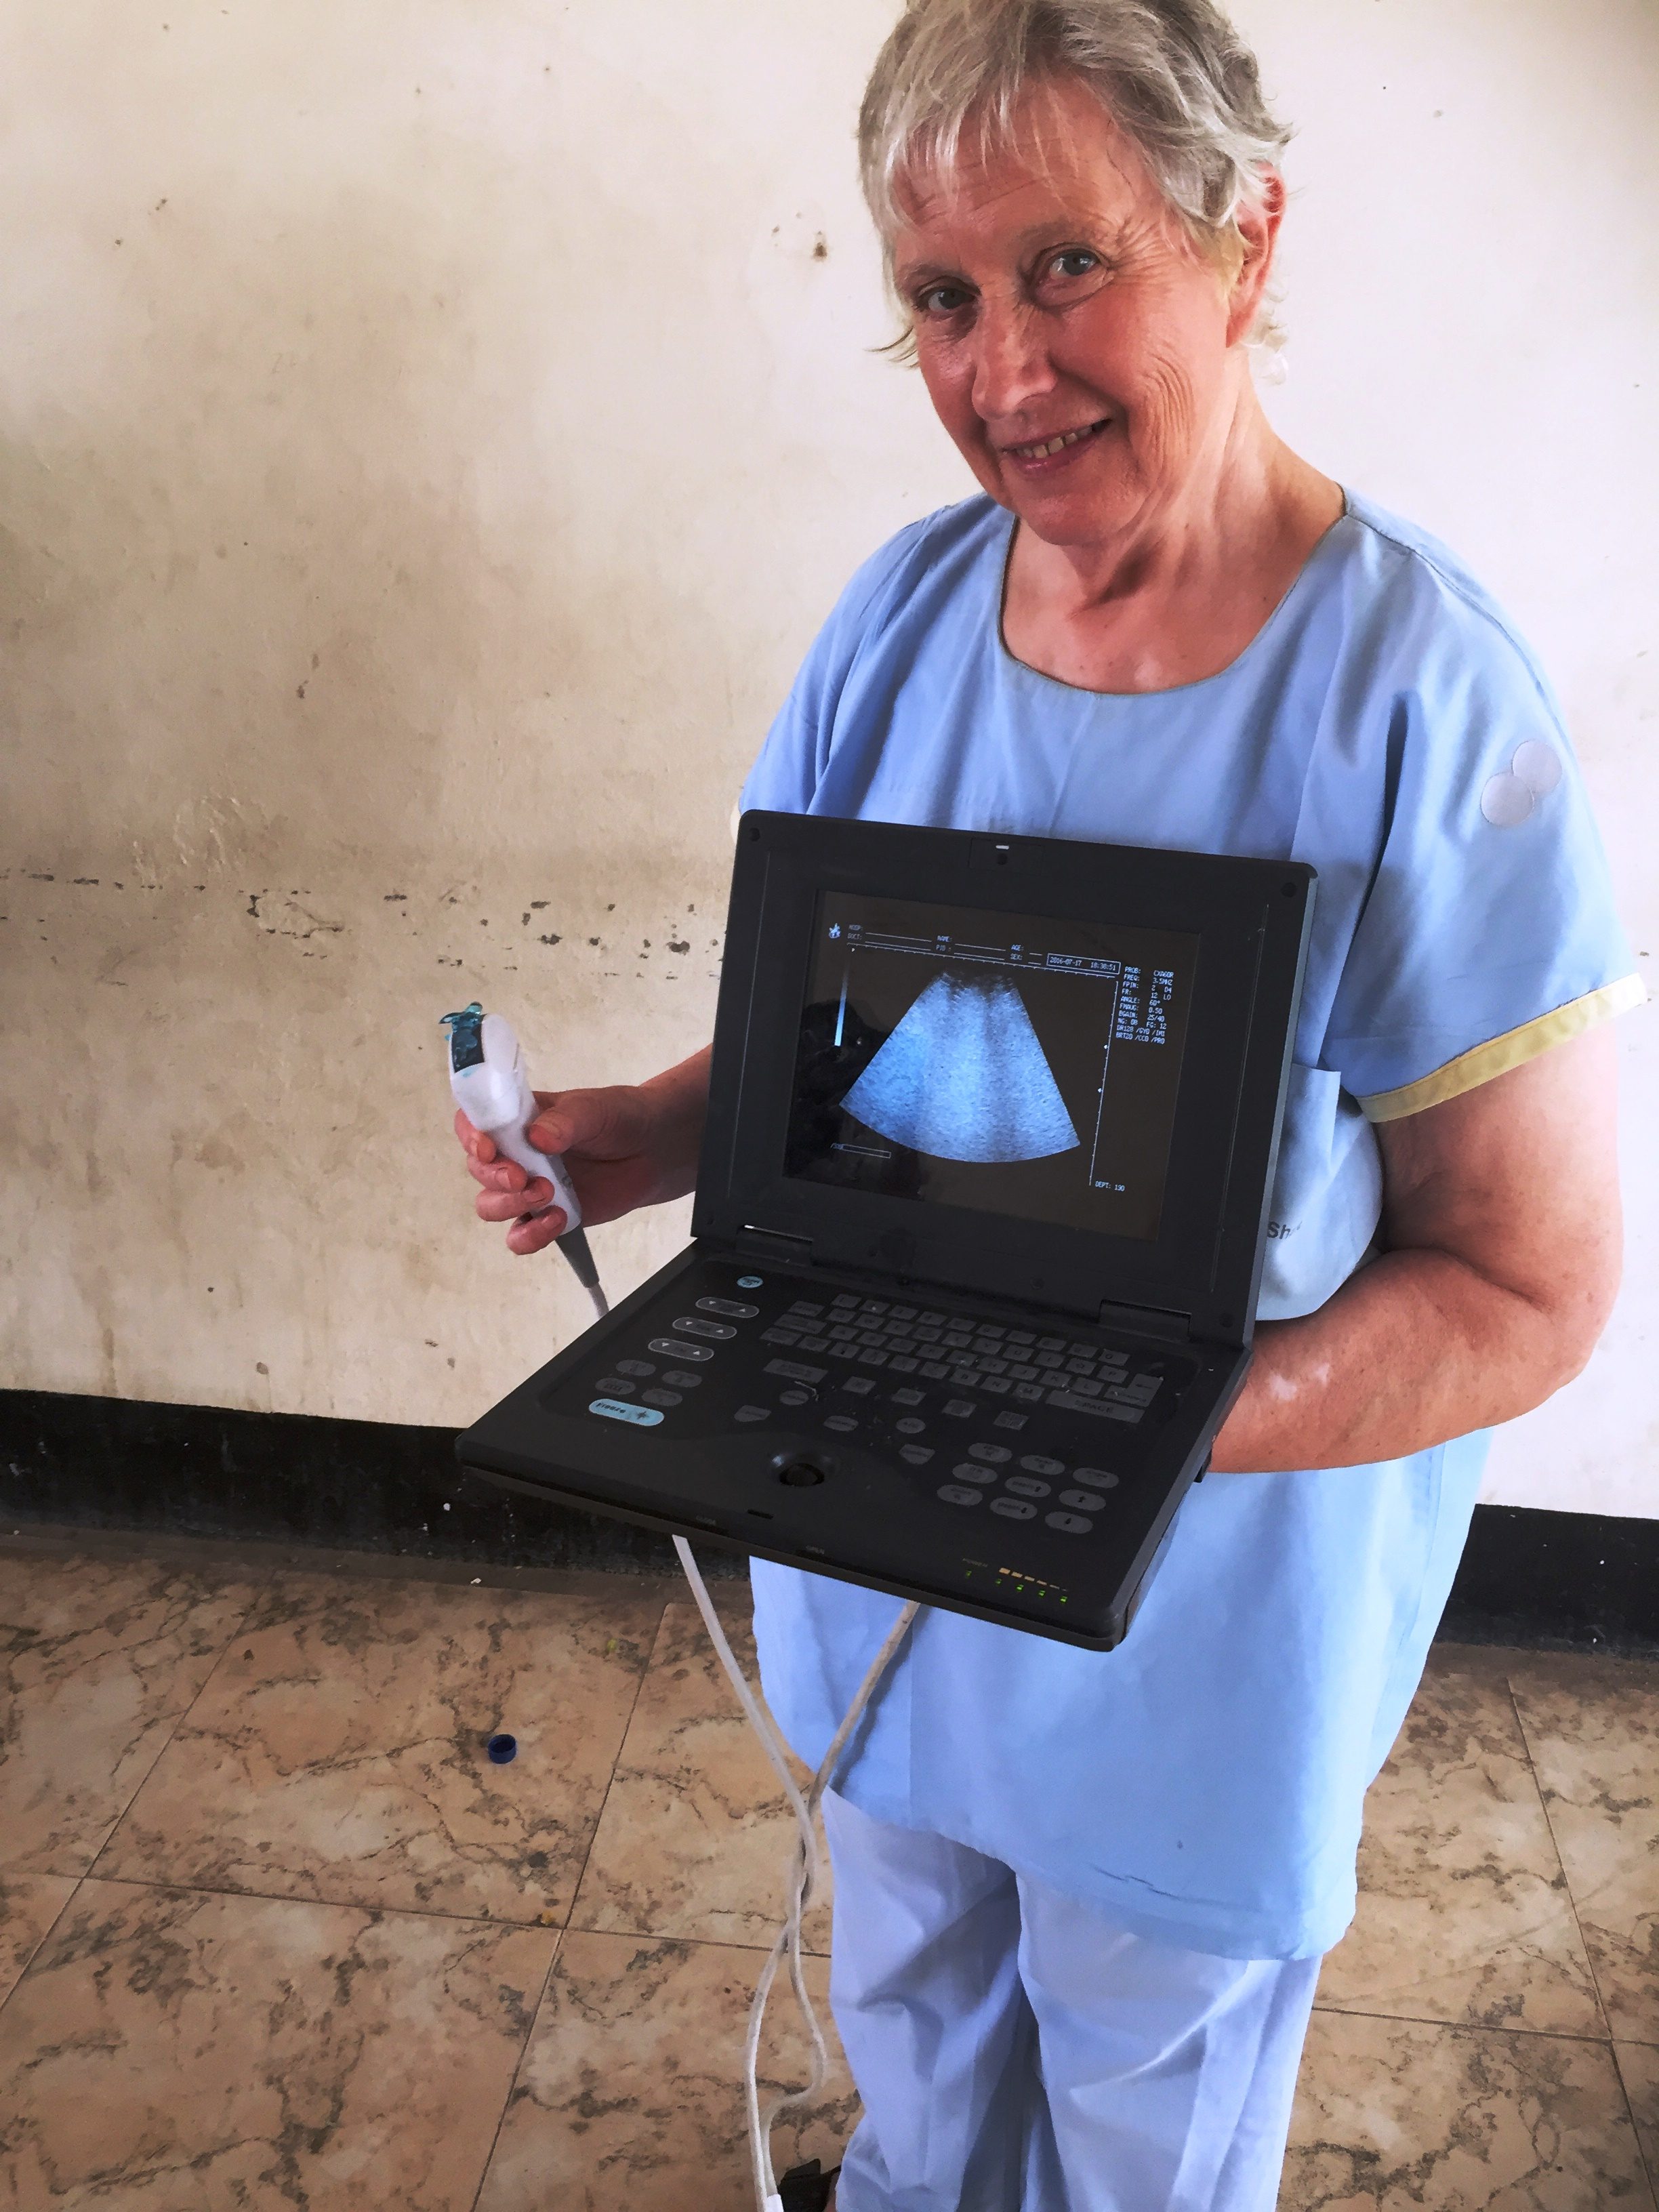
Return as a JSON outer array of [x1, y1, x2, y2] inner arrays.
[[740, 491, 1640, 1962]]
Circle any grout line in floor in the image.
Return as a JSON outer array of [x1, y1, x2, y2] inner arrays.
[[1307, 1998, 1616, 2047], [71, 1868, 579, 1935], [558, 1597, 685, 1937], [1502, 1666, 1619, 2043], [1613, 2040, 1659, 2211], [0, 1875, 85, 2030], [76, 1567, 278, 1889], [464, 1610, 676, 2211], [468, 1922, 569, 2212]]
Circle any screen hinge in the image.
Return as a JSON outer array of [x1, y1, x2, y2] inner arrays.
[[1098, 1298, 1191, 1344], [736, 1225, 814, 1267]]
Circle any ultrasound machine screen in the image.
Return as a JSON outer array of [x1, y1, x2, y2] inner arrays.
[[785, 893, 1200, 1243]]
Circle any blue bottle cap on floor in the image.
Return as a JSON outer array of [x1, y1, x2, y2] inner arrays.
[[486, 1732, 517, 1764]]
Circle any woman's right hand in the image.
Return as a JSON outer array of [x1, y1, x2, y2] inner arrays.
[[455, 1046, 711, 1256]]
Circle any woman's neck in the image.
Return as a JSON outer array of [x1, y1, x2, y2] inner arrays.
[[1002, 385, 1343, 695]]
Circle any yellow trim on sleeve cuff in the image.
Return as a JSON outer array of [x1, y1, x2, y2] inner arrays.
[[1357, 975, 1648, 1123]]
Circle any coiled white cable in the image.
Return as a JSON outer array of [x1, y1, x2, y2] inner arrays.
[[556, 1242, 918, 2209], [674, 1535, 919, 2212]]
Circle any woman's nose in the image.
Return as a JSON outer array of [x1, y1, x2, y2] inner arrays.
[[970, 297, 1056, 422]]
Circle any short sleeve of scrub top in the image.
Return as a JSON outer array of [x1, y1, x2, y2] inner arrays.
[[738, 492, 1643, 1961]]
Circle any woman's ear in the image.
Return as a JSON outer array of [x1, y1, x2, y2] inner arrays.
[[1227, 169, 1285, 346]]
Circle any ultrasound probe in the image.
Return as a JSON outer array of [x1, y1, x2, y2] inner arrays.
[[441, 1002, 607, 1319]]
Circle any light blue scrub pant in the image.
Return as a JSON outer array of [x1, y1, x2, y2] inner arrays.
[[823, 1793, 1321, 2212]]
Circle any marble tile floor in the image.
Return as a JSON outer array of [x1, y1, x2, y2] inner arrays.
[[0, 1529, 1654, 2211]]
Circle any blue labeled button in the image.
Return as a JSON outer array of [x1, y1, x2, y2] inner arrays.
[[737, 1275, 763, 1288], [589, 1397, 663, 1427]]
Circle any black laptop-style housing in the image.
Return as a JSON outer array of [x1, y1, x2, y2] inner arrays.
[[458, 813, 1315, 1649]]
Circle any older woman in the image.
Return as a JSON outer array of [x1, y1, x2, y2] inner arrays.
[[460, 1, 1638, 2204]]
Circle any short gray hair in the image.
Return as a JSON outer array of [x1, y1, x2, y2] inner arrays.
[[859, 0, 1290, 329]]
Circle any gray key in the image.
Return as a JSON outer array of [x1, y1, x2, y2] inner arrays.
[[993, 1411, 1028, 1431], [1004, 1475, 1050, 1498], [662, 1370, 704, 1389], [766, 1357, 827, 1385], [889, 1355, 920, 1374], [953, 1462, 994, 1483], [920, 1361, 949, 1380], [896, 1416, 926, 1435], [642, 1388, 682, 1408], [937, 1485, 983, 1507], [981, 1378, 1012, 1395], [899, 1444, 934, 1465], [1046, 1511, 1093, 1535], [942, 1399, 975, 1418], [698, 1297, 760, 1319], [733, 1404, 771, 1423], [615, 1359, 655, 1378], [1059, 1489, 1108, 1512], [675, 1315, 736, 1339], [594, 1377, 636, 1397], [650, 1338, 710, 1360], [989, 1498, 1037, 1520], [842, 1376, 876, 1397], [796, 1335, 830, 1353], [823, 1414, 858, 1433], [892, 1387, 925, 1406], [1020, 1454, 1065, 1477], [968, 1443, 1011, 1465], [1014, 1384, 1045, 1404], [1073, 1469, 1120, 1490], [779, 1389, 812, 1407], [1048, 1390, 1141, 1422]]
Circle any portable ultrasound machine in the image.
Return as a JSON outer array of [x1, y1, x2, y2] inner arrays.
[[451, 811, 1313, 2211]]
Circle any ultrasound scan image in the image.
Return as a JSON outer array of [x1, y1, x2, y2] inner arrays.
[[842, 972, 1080, 1164]]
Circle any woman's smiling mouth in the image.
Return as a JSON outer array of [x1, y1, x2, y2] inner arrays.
[[1000, 417, 1111, 468]]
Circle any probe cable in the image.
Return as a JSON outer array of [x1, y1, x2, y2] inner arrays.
[[562, 1244, 918, 2210], [675, 1536, 920, 2212]]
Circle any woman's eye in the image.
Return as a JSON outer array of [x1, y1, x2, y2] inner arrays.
[[1050, 249, 1099, 281], [915, 282, 972, 316]]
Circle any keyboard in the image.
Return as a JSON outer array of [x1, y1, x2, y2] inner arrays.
[[551, 1266, 1193, 1549]]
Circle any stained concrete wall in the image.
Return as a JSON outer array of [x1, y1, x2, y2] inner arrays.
[[3, 0, 1654, 1515]]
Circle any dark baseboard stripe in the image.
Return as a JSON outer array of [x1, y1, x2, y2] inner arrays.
[[3, 1390, 1654, 1646], [0, 1387, 740, 1582]]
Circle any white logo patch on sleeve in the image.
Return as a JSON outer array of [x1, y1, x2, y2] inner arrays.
[[1481, 738, 1563, 826]]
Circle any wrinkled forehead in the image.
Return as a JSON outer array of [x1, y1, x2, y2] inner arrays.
[[886, 79, 1170, 252]]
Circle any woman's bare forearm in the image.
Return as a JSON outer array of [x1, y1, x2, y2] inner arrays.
[[1210, 1031, 1621, 1473], [636, 1045, 714, 1205], [1210, 1246, 1587, 1471]]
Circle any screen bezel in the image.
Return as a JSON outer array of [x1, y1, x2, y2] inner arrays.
[[695, 815, 1315, 1345]]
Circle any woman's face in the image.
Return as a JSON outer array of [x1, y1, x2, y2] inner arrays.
[[890, 81, 1269, 552]]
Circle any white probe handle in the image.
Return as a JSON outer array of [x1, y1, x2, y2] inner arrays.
[[451, 1012, 583, 1230]]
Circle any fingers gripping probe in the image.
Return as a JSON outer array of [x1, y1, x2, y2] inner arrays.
[[441, 1002, 608, 1319], [444, 999, 921, 2207]]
